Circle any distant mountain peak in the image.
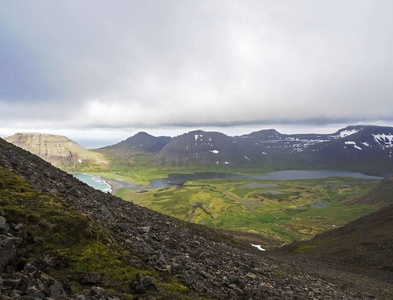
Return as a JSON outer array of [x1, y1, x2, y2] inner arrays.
[[333, 126, 364, 139]]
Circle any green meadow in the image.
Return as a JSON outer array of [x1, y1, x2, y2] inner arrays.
[[115, 176, 379, 248]]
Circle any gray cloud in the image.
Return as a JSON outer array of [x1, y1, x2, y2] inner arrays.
[[1, 0, 393, 134]]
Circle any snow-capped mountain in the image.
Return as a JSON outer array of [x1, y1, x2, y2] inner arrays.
[[241, 125, 393, 155], [99, 125, 393, 172]]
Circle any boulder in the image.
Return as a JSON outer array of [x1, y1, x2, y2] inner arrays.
[[0, 236, 22, 271], [81, 272, 101, 284], [26, 285, 46, 299], [49, 280, 68, 300], [129, 273, 157, 294], [0, 216, 10, 233]]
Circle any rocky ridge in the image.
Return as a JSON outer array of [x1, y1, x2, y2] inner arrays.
[[0, 138, 390, 299]]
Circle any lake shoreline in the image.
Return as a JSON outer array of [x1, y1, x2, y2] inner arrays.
[[150, 170, 383, 189], [73, 170, 385, 193], [106, 179, 128, 194]]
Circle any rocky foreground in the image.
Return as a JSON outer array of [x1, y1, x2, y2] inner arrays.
[[0, 138, 391, 299]]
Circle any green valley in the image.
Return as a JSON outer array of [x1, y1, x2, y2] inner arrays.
[[6, 127, 392, 250], [115, 176, 379, 248]]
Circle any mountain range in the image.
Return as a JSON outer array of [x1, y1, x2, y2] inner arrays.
[[97, 125, 393, 173], [5, 125, 393, 174], [1, 136, 393, 299]]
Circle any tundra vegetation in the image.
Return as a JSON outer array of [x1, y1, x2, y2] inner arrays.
[[115, 175, 379, 248]]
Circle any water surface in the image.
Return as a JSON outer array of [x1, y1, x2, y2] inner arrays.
[[72, 173, 112, 193], [150, 170, 382, 189]]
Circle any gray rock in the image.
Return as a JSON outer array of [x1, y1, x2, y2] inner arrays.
[[0, 276, 3, 292], [138, 226, 151, 234], [49, 281, 68, 300], [0, 216, 10, 233], [81, 272, 101, 284], [129, 273, 157, 294], [0, 237, 21, 270], [26, 286, 45, 299], [97, 205, 115, 222], [90, 286, 107, 297]]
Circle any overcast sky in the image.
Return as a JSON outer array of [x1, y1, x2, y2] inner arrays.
[[1, 1, 392, 147]]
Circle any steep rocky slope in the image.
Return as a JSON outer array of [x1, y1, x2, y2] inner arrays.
[[1, 138, 392, 299], [5, 133, 109, 170], [278, 175, 393, 287]]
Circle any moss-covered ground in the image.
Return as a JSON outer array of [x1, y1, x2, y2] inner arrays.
[[116, 176, 379, 248], [0, 166, 199, 299]]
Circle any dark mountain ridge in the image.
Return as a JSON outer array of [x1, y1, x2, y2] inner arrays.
[[95, 125, 393, 173], [99, 132, 171, 154], [1, 138, 391, 298], [152, 130, 262, 166]]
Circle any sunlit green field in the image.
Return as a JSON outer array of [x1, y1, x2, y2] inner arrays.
[[115, 176, 379, 248]]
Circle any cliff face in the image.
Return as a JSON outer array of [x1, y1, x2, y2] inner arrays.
[[0, 138, 392, 299], [5, 133, 109, 170]]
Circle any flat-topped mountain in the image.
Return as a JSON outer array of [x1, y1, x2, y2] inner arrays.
[[5, 132, 109, 170], [1, 137, 392, 298]]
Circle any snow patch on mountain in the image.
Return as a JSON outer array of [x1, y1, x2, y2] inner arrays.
[[373, 133, 393, 146], [209, 150, 219, 154], [194, 134, 203, 141], [345, 141, 362, 150], [334, 128, 362, 139]]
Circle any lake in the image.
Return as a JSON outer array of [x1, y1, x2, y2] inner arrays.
[[72, 173, 112, 193], [73, 170, 383, 192], [150, 170, 382, 189]]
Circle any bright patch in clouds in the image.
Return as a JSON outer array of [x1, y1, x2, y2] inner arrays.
[[0, 1, 393, 138]]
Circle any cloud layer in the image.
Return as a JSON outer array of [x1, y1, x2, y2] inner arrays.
[[1, 0, 393, 133]]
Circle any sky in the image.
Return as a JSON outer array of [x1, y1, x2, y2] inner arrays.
[[1, 1, 393, 148]]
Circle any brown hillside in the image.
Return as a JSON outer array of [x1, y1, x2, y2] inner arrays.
[[5, 132, 109, 170]]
